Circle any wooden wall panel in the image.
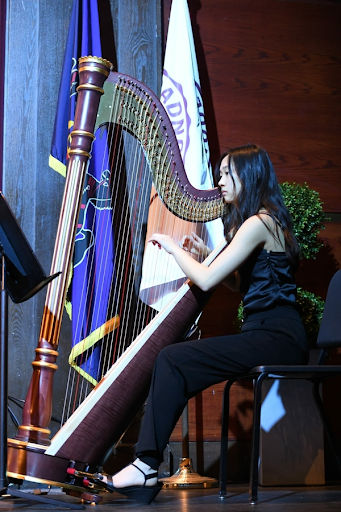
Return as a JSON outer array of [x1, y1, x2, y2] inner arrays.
[[164, 0, 341, 212], [109, 0, 162, 94], [3, 0, 73, 439]]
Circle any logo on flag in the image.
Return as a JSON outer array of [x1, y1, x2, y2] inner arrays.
[[161, 70, 191, 162]]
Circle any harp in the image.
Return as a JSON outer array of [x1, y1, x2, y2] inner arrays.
[[7, 57, 224, 489]]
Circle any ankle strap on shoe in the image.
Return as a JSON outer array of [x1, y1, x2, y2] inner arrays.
[[130, 462, 158, 483]]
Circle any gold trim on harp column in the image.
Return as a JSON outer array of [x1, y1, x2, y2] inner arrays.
[[68, 149, 92, 158], [77, 83, 105, 94], [31, 361, 58, 371], [8, 438, 48, 450], [79, 65, 110, 77], [35, 348, 59, 357], [18, 425, 51, 435], [71, 129, 96, 140], [79, 55, 112, 71], [68, 130, 96, 159]]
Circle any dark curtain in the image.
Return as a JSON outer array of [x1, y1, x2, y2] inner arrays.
[[0, 0, 6, 190]]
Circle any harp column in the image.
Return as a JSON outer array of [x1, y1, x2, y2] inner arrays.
[[14, 56, 112, 447]]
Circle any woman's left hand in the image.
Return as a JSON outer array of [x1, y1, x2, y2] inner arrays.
[[180, 232, 211, 259], [149, 233, 178, 255]]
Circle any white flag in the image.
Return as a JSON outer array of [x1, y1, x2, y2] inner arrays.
[[139, 0, 224, 311]]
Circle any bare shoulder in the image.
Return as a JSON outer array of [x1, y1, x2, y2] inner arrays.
[[231, 215, 269, 248], [254, 212, 285, 251], [239, 214, 271, 234]]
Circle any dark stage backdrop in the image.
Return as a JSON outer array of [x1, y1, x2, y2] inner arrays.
[[0, 0, 5, 190], [162, 0, 341, 471]]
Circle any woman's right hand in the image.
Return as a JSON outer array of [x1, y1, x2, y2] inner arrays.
[[149, 233, 178, 255]]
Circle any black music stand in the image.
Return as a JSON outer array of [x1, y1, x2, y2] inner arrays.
[[0, 193, 84, 509]]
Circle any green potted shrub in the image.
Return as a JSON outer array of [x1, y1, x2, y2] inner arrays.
[[280, 182, 327, 260]]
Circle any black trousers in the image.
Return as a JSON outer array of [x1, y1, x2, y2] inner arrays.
[[135, 306, 308, 470]]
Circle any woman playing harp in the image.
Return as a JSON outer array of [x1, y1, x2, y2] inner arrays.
[[95, 143, 308, 504]]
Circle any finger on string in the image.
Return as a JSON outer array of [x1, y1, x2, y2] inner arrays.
[[150, 239, 162, 249]]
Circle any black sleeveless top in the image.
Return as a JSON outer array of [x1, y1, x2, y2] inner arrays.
[[239, 248, 297, 316]]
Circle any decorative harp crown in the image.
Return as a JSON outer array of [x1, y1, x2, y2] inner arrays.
[[95, 71, 224, 222]]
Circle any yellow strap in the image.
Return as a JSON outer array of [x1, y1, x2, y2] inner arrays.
[[69, 363, 98, 387], [49, 154, 66, 177], [69, 315, 120, 364], [69, 316, 120, 385]]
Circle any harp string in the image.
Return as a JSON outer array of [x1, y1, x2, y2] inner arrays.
[[117, 100, 160, 352], [112, 142, 146, 361], [62, 87, 124, 421], [66, 80, 154, 404], [61, 75, 212, 424], [90, 86, 135, 367], [110, 89, 152, 360]]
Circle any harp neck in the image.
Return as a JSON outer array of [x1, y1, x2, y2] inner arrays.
[[96, 71, 224, 222]]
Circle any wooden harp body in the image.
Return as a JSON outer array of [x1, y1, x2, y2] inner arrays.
[[7, 57, 224, 488]]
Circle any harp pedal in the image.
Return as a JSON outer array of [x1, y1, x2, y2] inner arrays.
[[66, 468, 109, 492]]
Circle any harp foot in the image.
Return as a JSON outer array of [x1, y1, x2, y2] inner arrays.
[[65, 488, 103, 505]]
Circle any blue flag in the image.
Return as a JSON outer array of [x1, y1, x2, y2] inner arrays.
[[50, 0, 117, 385], [49, 0, 101, 177]]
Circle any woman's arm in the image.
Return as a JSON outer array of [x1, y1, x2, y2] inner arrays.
[[150, 215, 270, 292], [221, 271, 240, 292]]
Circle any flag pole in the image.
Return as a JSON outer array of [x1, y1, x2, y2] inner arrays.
[[160, 327, 218, 488]]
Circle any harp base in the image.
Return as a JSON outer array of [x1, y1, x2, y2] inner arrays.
[[7, 438, 101, 496]]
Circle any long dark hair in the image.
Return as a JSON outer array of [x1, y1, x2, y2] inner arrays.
[[215, 144, 300, 271]]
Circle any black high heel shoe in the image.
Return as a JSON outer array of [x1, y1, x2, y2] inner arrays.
[[98, 462, 163, 505]]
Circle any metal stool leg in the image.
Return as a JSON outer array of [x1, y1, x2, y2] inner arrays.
[[219, 379, 235, 497], [249, 373, 266, 504]]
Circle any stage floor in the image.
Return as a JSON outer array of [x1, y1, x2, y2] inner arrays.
[[1, 484, 341, 511]]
